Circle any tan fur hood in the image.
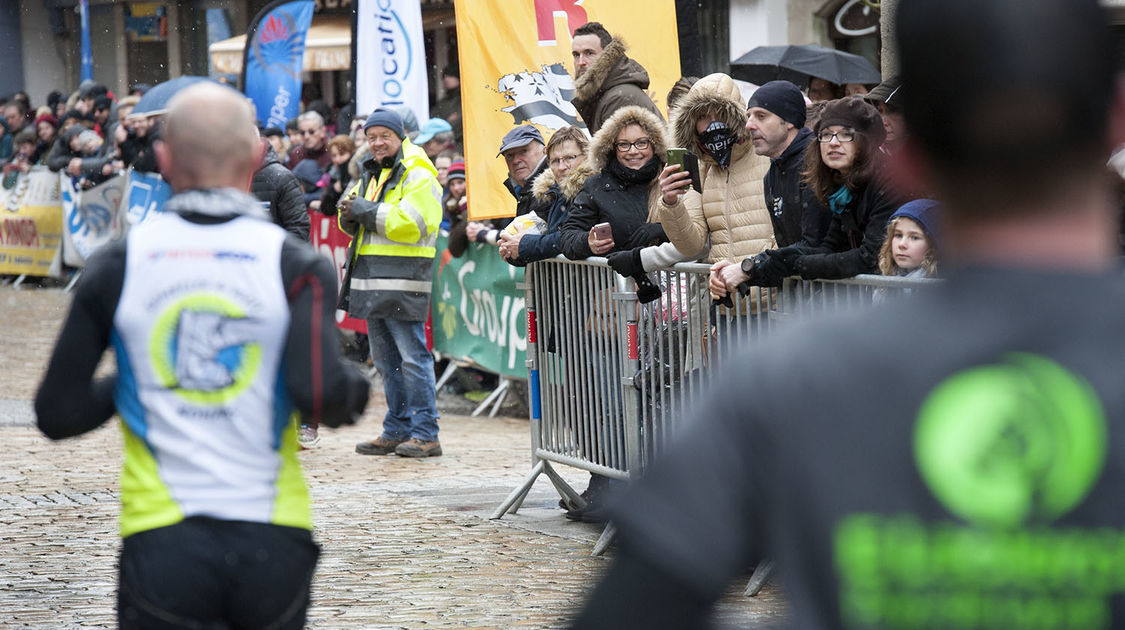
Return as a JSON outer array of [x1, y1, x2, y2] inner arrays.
[[532, 162, 596, 202], [669, 73, 749, 154], [586, 105, 669, 172], [573, 38, 650, 104]]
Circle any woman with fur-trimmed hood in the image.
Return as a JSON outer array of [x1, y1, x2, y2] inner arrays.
[[560, 106, 703, 274], [657, 73, 775, 269], [501, 126, 595, 266]]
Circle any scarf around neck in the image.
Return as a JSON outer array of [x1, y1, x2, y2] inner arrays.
[[828, 186, 854, 214], [608, 155, 662, 185]]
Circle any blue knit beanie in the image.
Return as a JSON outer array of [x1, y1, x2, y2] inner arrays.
[[890, 199, 941, 246], [363, 108, 405, 139]]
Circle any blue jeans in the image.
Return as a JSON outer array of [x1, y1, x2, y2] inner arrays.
[[366, 316, 440, 442]]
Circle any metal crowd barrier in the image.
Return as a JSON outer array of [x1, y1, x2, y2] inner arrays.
[[492, 256, 939, 560]]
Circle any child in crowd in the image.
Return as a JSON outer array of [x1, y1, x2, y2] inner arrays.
[[875, 199, 939, 304], [877, 199, 939, 278], [319, 135, 355, 215]]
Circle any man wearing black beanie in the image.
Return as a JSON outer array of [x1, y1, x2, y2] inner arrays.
[[571, 0, 1125, 628], [747, 80, 829, 249]]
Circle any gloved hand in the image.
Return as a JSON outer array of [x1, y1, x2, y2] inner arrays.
[[628, 223, 667, 248], [635, 274, 663, 304], [749, 250, 794, 288], [606, 247, 644, 278]]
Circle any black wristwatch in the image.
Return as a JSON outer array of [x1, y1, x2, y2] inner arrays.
[[741, 256, 755, 275]]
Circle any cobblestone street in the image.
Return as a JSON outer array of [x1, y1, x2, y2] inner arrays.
[[0, 285, 786, 628]]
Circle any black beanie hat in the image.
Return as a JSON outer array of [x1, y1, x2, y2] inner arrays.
[[817, 96, 886, 146], [747, 80, 806, 128]]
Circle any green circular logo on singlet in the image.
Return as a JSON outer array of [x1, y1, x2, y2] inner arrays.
[[149, 294, 262, 406], [914, 354, 1106, 529]]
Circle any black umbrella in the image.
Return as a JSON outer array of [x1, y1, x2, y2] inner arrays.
[[730, 44, 881, 87]]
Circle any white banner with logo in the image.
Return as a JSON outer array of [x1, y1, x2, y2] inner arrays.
[[60, 173, 127, 268], [356, 0, 429, 124]]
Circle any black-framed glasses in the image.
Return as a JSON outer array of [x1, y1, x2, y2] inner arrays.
[[615, 138, 651, 152], [816, 129, 856, 143], [300, 128, 320, 136]]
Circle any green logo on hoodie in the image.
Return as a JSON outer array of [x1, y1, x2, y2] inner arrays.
[[914, 353, 1106, 529]]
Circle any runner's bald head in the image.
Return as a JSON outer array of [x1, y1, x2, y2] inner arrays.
[[157, 83, 262, 192], [896, 0, 1118, 216]]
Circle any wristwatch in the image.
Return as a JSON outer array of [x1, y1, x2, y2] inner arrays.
[[741, 256, 755, 276]]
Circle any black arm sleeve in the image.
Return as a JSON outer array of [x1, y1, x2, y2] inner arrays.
[[35, 241, 126, 440], [800, 187, 832, 248], [280, 238, 370, 428], [273, 169, 312, 241], [559, 188, 599, 260]]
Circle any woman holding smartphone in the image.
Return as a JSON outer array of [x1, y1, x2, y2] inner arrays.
[[560, 106, 698, 272]]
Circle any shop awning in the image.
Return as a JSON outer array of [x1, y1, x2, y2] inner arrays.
[[209, 16, 351, 75]]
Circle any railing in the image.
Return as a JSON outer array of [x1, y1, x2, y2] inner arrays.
[[492, 256, 939, 559]]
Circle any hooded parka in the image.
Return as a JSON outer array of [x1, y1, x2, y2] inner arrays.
[[560, 106, 670, 260], [658, 73, 775, 264], [339, 138, 443, 321]]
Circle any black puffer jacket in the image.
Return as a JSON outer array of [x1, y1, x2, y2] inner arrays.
[[560, 106, 669, 259], [764, 127, 831, 248], [251, 143, 310, 241]]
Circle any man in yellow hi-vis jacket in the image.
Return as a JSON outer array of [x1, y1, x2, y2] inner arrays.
[[338, 109, 444, 458]]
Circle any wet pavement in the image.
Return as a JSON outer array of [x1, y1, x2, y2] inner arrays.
[[0, 284, 787, 628]]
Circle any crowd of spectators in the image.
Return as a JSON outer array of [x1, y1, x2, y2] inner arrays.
[[3, 19, 949, 485]]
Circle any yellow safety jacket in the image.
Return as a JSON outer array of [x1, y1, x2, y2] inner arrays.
[[338, 139, 443, 321]]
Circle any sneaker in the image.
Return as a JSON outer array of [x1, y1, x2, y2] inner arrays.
[[297, 425, 320, 449], [355, 436, 404, 455], [394, 438, 442, 458]]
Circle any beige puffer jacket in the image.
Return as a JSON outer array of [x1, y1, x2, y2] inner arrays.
[[657, 73, 774, 264]]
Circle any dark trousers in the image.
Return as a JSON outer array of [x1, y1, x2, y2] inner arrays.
[[118, 517, 320, 629]]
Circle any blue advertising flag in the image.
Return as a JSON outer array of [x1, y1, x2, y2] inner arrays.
[[241, 0, 314, 129]]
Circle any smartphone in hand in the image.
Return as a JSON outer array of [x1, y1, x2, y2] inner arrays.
[[666, 147, 703, 193], [592, 222, 613, 242]]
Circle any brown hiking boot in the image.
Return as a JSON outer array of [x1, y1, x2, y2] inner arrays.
[[355, 436, 404, 456], [394, 438, 442, 458]]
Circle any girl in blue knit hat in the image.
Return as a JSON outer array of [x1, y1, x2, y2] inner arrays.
[[877, 199, 940, 278]]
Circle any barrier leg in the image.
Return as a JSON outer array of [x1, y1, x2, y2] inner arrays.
[[744, 559, 775, 596], [65, 270, 82, 293], [592, 522, 616, 556], [540, 458, 586, 510], [472, 377, 510, 417], [12, 274, 26, 289], [491, 459, 546, 519], [435, 361, 459, 391]]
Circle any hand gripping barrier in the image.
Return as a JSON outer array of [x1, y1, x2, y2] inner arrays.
[[493, 256, 938, 565]]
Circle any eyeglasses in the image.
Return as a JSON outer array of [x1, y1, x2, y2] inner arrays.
[[816, 129, 856, 143], [300, 128, 321, 136], [549, 154, 581, 167], [615, 138, 651, 152]]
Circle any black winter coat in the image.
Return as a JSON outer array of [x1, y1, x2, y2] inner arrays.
[[559, 159, 666, 259], [785, 173, 898, 279], [251, 143, 310, 241], [765, 127, 831, 248]]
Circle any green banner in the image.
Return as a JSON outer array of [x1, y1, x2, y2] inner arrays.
[[431, 235, 528, 379]]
